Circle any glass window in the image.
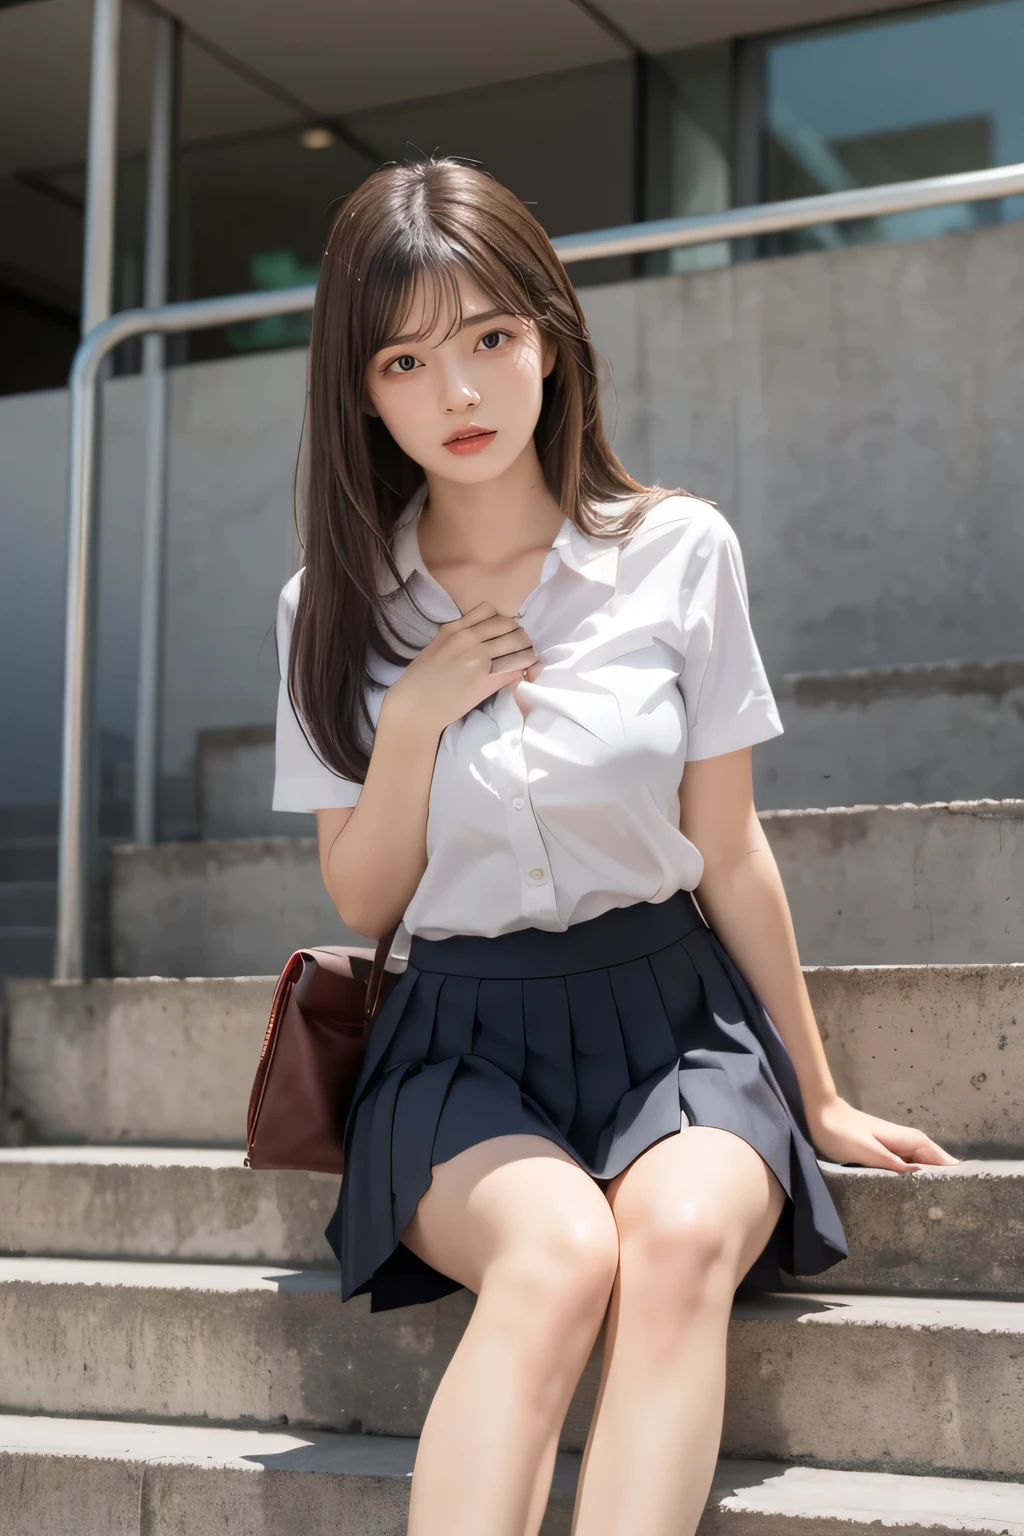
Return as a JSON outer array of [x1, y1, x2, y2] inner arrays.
[[24, 52, 637, 374], [760, 0, 1024, 254], [642, 43, 732, 275], [173, 124, 369, 366], [162, 55, 636, 366], [26, 146, 152, 379], [346, 58, 636, 277]]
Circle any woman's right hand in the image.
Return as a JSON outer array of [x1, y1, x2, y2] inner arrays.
[[387, 601, 538, 737]]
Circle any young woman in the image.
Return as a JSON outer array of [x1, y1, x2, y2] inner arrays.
[[272, 157, 959, 1536]]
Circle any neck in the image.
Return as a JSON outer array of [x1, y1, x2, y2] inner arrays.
[[418, 440, 564, 568]]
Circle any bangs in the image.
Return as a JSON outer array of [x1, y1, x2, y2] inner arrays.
[[368, 227, 540, 357]]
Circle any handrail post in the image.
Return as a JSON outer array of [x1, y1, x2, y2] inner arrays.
[[54, 0, 120, 981], [134, 13, 180, 849], [81, 0, 120, 338], [55, 354, 103, 981]]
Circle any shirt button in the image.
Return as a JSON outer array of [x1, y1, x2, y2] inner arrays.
[[528, 866, 546, 881], [513, 797, 524, 810]]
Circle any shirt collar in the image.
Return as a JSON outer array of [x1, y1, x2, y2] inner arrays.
[[380, 480, 622, 596]]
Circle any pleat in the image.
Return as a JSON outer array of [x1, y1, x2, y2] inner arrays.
[[565, 966, 630, 1060], [521, 976, 576, 1132], [677, 1052, 794, 1201], [353, 964, 419, 1091], [684, 927, 810, 1133], [475, 977, 527, 1079], [346, 1058, 418, 1275], [678, 932, 799, 1202], [608, 955, 677, 1082], [369, 967, 439, 1080], [693, 927, 814, 1135], [680, 924, 848, 1275], [647, 937, 705, 1042], [595, 1059, 683, 1177], [430, 973, 480, 1061], [679, 930, 763, 1056], [565, 967, 632, 1151], [432, 1054, 559, 1170], [331, 966, 443, 1292], [389, 1055, 462, 1242]]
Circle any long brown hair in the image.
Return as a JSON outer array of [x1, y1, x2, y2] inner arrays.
[[289, 154, 692, 783]]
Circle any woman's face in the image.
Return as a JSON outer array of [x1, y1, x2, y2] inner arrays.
[[362, 267, 556, 484]]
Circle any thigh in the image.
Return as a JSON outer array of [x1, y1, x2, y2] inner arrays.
[[604, 1125, 788, 1283], [400, 1133, 620, 1296]]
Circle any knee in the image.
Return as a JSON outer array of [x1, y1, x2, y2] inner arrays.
[[487, 1215, 619, 1349], [617, 1198, 737, 1313]]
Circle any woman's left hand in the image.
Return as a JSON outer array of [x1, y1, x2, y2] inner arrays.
[[806, 1095, 963, 1172]]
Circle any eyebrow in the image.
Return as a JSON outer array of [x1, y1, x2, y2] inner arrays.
[[381, 307, 512, 350]]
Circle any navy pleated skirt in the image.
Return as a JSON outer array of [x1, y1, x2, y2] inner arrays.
[[324, 887, 848, 1312]]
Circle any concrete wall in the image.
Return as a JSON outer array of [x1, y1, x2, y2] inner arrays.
[[0, 351, 305, 835], [584, 216, 1024, 679]]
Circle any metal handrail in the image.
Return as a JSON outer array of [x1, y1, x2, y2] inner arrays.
[[552, 161, 1024, 262], [55, 159, 1024, 978]]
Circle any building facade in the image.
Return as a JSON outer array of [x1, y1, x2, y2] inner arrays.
[[1, 0, 1023, 970]]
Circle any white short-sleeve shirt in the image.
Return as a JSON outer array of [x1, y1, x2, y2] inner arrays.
[[273, 483, 784, 940]]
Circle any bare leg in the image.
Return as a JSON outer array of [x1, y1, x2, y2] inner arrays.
[[570, 1125, 788, 1536], [399, 1133, 620, 1536]]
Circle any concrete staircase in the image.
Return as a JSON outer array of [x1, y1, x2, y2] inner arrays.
[[0, 801, 132, 979], [192, 659, 1024, 836], [0, 803, 61, 980], [109, 799, 1024, 977], [1, 803, 1023, 1531]]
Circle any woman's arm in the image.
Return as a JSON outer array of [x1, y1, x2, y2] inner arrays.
[[678, 746, 961, 1173], [316, 689, 441, 939]]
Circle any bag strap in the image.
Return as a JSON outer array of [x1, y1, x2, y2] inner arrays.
[[364, 925, 399, 1020]]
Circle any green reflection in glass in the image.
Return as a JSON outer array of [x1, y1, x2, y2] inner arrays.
[[223, 251, 317, 353]]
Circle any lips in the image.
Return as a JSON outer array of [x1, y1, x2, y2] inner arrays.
[[443, 425, 498, 455]]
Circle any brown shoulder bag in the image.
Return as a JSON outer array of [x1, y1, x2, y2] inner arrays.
[[244, 926, 402, 1175]]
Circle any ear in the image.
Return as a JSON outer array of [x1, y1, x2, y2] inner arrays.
[[540, 331, 557, 379], [361, 387, 381, 419]]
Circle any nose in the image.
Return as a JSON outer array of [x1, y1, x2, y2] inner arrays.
[[439, 357, 481, 413]]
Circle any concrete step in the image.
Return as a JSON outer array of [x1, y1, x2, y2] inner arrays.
[[197, 723, 316, 841], [109, 800, 1024, 975], [0, 802, 132, 840], [2, 1417, 1022, 1536], [766, 656, 1024, 810], [801, 960, 1024, 1157], [4, 965, 1021, 1154], [2, 975, 272, 1146], [0, 1148, 1020, 1298], [0, 826, 126, 888], [788, 1158, 1024, 1296], [0, 1147, 340, 1266], [0, 1258, 1021, 1475], [198, 658, 1024, 832], [110, 835, 360, 980]]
